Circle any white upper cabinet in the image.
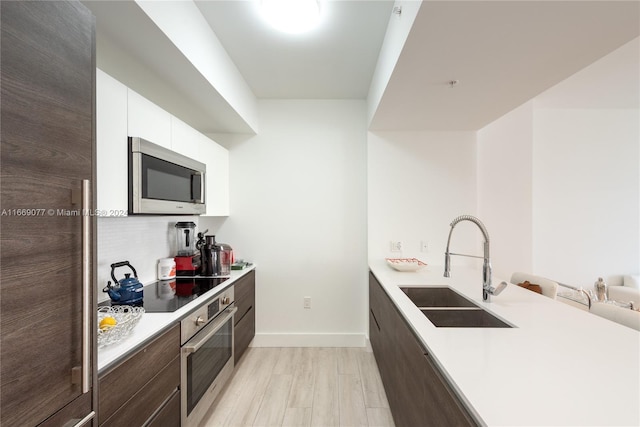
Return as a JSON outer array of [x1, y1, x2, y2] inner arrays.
[[127, 89, 171, 148], [200, 135, 229, 217], [96, 71, 229, 217], [96, 69, 128, 216], [170, 116, 201, 160]]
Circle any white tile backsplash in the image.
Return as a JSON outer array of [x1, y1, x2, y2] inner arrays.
[[97, 216, 202, 302]]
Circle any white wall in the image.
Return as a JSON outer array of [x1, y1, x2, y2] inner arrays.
[[367, 131, 478, 267], [477, 38, 640, 288], [213, 100, 368, 346], [532, 38, 640, 286], [477, 102, 534, 280], [532, 108, 639, 286]]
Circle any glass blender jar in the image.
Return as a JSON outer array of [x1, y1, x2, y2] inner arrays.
[[175, 221, 196, 256]]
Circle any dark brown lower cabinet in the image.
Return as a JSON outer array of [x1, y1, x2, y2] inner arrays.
[[369, 272, 478, 427], [39, 393, 93, 427], [234, 270, 256, 364], [99, 324, 180, 426], [235, 305, 256, 363], [147, 390, 181, 427]]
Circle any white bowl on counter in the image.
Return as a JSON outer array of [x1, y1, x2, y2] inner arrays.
[[385, 258, 427, 272]]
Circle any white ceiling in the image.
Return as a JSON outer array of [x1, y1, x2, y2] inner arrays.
[[194, 0, 394, 99], [84, 0, 639, 134], [370, 1, 640, 130]]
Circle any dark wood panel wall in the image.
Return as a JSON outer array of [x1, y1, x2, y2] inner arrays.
[[1, 1, 96, 425]]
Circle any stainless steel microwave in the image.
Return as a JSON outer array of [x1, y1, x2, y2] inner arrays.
[[129, 137, 206, 215]]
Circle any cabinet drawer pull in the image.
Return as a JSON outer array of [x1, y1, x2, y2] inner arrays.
[[370, 309, 381, 331], [63, 411, 95, 427], [143, 387, 179, 427], [235, 305, 252, 325]]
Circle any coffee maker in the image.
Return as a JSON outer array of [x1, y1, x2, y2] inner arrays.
[[174, 222, 201, 276]]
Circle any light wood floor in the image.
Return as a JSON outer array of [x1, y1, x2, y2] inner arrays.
[[199, 347, 395, 427]]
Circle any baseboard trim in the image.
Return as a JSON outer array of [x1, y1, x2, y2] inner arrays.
[[250, 333, 366, 347]]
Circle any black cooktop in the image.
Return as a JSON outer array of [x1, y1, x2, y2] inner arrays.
[[103, 276, 228, 313]]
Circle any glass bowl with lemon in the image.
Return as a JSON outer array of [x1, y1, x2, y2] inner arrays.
[[97, 305, 145, 347]]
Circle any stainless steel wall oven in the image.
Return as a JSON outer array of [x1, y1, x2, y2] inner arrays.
[[180, 287, 235, 426]]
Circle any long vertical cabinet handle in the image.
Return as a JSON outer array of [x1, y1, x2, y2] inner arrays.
[[81, 179, 91, 394]]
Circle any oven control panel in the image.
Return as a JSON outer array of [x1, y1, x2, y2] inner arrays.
[[180, 287, 234, 345], [207, 299, 220, 319]]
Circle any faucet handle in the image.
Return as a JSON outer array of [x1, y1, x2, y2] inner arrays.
[[444, 252, 451, 278], [489, 281, 508, 296]]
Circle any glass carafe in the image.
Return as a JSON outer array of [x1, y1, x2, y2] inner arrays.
[[217, 243, 233, 276]]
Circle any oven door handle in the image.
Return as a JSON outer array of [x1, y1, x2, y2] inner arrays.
[[184, 306, 237, 354]]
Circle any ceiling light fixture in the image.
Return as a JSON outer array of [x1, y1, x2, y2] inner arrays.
[[261, 0, 322, 34]]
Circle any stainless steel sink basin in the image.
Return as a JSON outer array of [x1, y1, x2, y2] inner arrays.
[[420, 308, 512, 328], [400, 286, 513, 328], [400, 286, 477, 308]]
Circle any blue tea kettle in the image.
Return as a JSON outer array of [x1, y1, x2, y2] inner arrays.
[[103, 261, 144, 305]]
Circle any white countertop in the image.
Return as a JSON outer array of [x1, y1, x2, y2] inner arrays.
[[369, 259, 640, 427], [98, 266, 256, 374]]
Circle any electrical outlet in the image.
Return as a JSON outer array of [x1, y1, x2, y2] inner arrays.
[[421, 240, 428, 252], [390, 241, 403, 252], [304, 297, 311, 309]]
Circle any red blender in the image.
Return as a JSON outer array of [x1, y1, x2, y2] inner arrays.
[[174, 222, 202, 276]]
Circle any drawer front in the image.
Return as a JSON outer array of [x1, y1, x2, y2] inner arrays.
[[100, 356, 180, 427], [146, 388, 180, 427], [234, 271, 255, 326], [234, 305, 255, 364], [235, 293, 254, 328], [234, 270, 255, 302], [39, 392, 93, 427], [423, 353, 476, 427], [99, 324, 180, 423], [233, 271, 255, 325]]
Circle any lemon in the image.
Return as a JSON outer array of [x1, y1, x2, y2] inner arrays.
[[99, 316, 117, 331]]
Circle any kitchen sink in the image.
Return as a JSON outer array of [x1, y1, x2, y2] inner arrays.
[[400, 286, 512, 328], [400, 286, 477, 308], [420, 308, 512, 328]]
